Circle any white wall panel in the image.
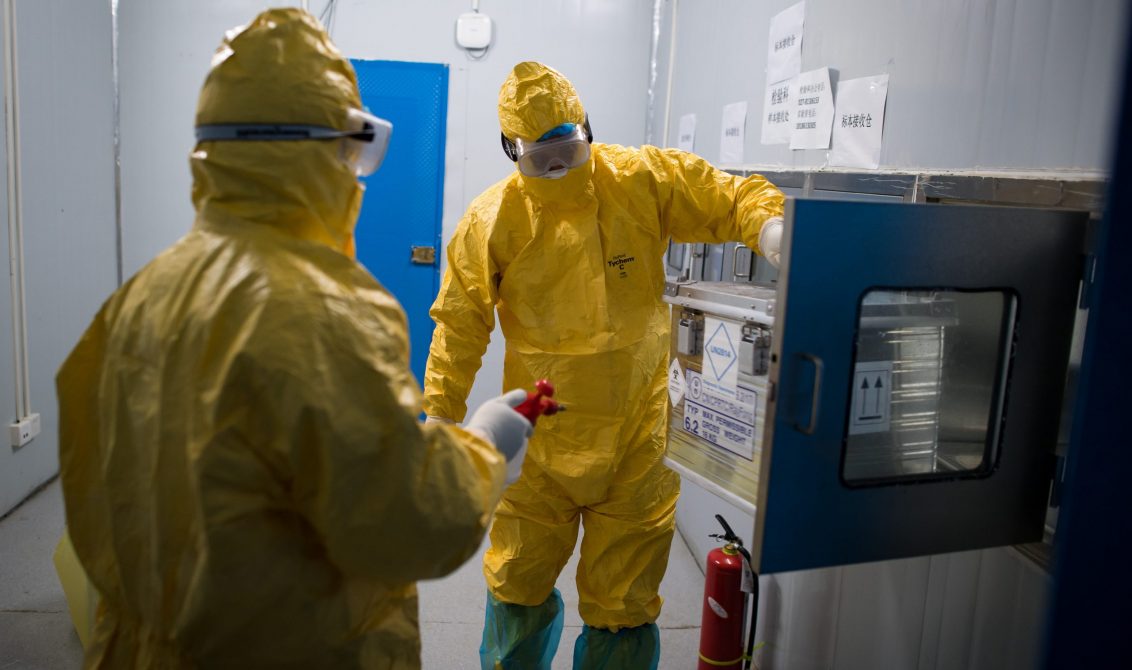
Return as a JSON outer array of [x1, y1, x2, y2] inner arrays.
[[118, 0, 291, 278], [0, 0, 118, 514], [833, 557, 933, 668], [654, 0, 1125, 171]]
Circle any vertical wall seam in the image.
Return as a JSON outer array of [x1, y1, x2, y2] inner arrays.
[[660, 0, 678, 148], [111, 0, 122, 286], [644, 0, 662, 146]]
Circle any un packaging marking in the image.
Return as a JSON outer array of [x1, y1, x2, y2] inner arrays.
[[682, 369, 757, 460], [668, 357, 686, 407], [703, 317, 741, 397], [849, 360, 893, 435]]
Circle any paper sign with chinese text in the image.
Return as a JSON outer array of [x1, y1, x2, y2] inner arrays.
[[767, 2, 805, 85], [789, 67, 834, 150], [677, 113, 696, 153], [719, 102, 747, 165], [761, 79, 794, 145], [829, 74, 890, 169]]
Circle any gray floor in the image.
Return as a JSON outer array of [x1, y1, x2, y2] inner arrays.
[[0, 479, 704, 669], [0, 479, 84, 670], [418, 524, 705, 669]]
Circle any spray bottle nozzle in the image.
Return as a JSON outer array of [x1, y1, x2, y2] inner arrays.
[[513, 379, 564, 426]]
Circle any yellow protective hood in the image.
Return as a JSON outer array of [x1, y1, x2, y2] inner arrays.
[[499, 61, 593, 201], [191, 8, 363, 256], [498, 61, 586, 142]]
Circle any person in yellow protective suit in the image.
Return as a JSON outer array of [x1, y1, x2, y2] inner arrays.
[[423, 61, 785, 669], [56, 9, 532, 669]]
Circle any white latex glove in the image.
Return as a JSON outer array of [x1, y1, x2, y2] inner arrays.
[[758, 216, 784, 269], [465, 389, 533, 485]]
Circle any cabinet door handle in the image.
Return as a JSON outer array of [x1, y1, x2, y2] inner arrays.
[[794, 353, 823, 435], [732, 243, 751, 280]]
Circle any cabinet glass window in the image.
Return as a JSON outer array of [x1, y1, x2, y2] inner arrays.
[[842, 289, 1016, 485]]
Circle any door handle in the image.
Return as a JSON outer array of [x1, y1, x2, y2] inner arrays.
[[410, 245, 436, 265], [732, 243, 752, 280], [793, 353, 823, 435]]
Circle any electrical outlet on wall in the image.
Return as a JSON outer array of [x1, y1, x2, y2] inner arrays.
[[9, 412, 40, 448]]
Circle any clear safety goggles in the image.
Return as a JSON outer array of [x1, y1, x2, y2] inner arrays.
[[511, 123, 591, 178], [195, 108, 393, 177]]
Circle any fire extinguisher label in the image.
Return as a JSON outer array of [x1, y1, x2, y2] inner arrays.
[[741, 556, 756, 594], [707, 596, 729, 619]]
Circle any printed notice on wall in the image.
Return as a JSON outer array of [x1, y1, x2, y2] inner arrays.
[[789, 67, 834, 150], [761, 79, 794, 145], [767, 2, 805, 85], [683, 369, 758, 460], [677, 113, 697, 153], [829, 74, 890, 169], [719, 102, 747, 165]]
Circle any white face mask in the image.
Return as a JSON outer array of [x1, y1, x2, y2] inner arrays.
[[541, 160, 570, 179]]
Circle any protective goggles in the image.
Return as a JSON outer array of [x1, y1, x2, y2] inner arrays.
[[195, 108, 392, 177], [501, 117, 593, 178]]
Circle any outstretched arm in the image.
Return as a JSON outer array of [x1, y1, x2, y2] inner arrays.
[[646, 146, 785, 258]]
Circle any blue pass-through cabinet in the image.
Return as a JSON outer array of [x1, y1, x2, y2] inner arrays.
[[664, 198, 1088, 573]]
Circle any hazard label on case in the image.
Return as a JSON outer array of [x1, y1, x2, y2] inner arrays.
[[668, 358, 686, 407]]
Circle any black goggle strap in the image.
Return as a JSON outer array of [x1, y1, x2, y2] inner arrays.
[[500, 113, 593, 163], [196, 123, 374, 143]]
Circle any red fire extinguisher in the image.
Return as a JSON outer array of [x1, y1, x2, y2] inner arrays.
[[698, 515, 759, 670], [513, 379, 565, 425]]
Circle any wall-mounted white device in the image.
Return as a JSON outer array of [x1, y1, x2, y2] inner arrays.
[[456, 11, 492, 50]]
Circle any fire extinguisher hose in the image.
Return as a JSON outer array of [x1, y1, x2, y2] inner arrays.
[[736, 543, 758, 670]]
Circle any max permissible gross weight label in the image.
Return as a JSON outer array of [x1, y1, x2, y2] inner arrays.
[[681, 369, 758, 460]]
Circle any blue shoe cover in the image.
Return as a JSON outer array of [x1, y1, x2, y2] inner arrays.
[[479, 588, 565, 670], [572, 623, 660, 670]]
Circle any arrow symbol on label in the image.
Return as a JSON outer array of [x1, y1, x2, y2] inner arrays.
[[874, 377, 883, 414]]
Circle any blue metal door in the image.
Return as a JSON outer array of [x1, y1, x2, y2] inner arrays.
[[352, 60, 448, 384], [757, 199, 1087, 573]]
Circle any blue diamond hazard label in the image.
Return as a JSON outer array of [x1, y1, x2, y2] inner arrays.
[[704, 321, 737, 382]]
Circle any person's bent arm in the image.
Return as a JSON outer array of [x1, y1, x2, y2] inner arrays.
[[423, 211, 499, 421], [645, 146, 785, 260], [282, 347, 508, 585]]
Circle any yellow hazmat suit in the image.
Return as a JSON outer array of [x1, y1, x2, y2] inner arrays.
[[424, 61, 784, 664], [57, 9, 504, 668]]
